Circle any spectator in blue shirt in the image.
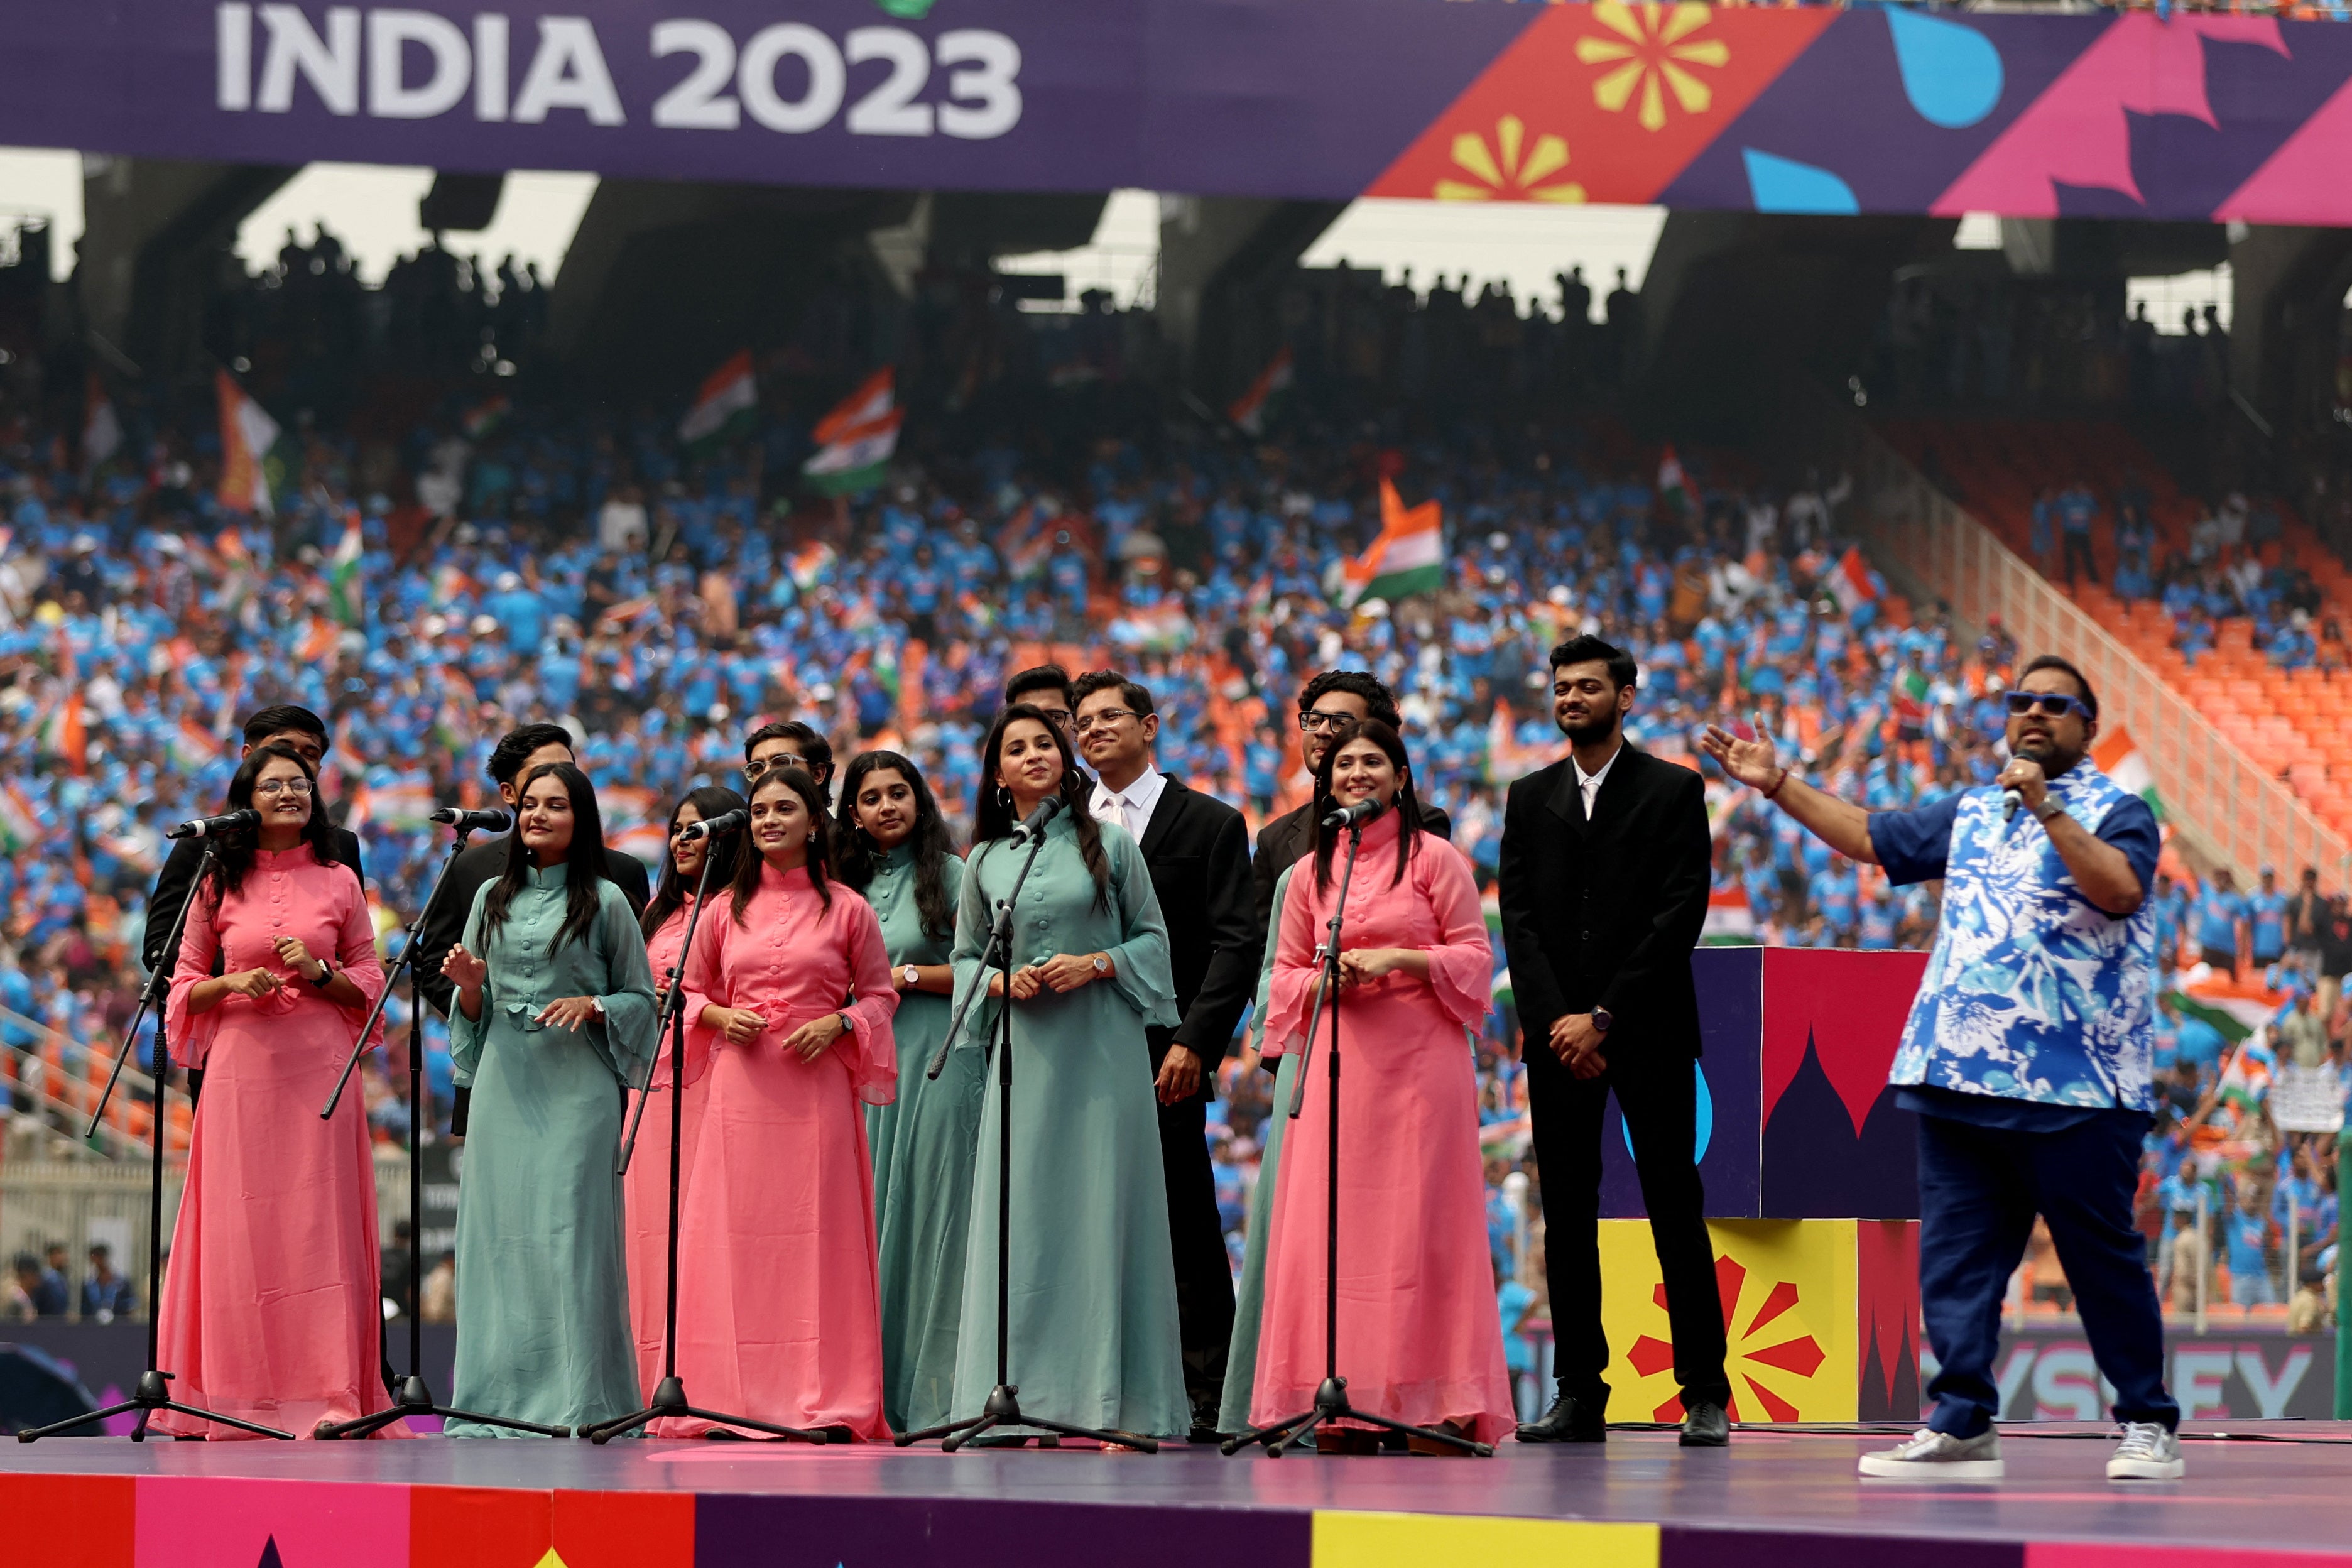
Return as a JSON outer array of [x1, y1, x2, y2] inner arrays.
[[2059, 484, 2099, 589], [2223, 1185, 2277, 1307], [2194, 869, 2246, 976], [78, 1243, 138, 1320], [2246, 867, 2290, 967]]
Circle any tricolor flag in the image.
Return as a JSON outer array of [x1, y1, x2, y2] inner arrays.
[[1827, 547, 1881, 616], [1658, 445, 1695, 521], [1339, 480, 1446, 609], [462, 395, 510, 440], [803, 369, 901, 496], [369, 774, 438, 830], [1702, 886, 1755, 940], [297, 614, 340, 664], [1228, 347, 1293, 437], [41, 693, 86, 775], [2092, 724, 2163, 821], [327, 509, 364, 628], [171, 715, 223, 773], [215, 369, 281, 517], [0, 781, 44, 854], [680, 350, 758, 450], [788, 542, 837, 591], [83, 373, 122, 469], [1109, 598, 1193, 653]]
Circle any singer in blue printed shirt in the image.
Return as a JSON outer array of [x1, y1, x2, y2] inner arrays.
[[1704, 654, 2184, 1486]]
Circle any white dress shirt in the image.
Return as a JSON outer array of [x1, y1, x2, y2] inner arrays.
[[1574, 743, 1622, 822], [1089, 766, 1168, 846]]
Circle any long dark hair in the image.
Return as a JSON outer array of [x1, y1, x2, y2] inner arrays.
[[1312, 717, 1425, 892], [641, 785, 748, 939], [482, 761, 611, 955], [204, 742, 337, 901], [974, 703, 1109, 911], [729, 766, 834, 924], [835, 750, 955, 943]]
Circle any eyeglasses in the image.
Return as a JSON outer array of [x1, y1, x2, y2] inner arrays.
[[1072, 708, 1141, 734], [1298, 710, 1360, 733], [2002, 690, 2094, 721], [254, 778, 314, 797], [1035, 709, 1074, 731], [744, 753, 806, 778]]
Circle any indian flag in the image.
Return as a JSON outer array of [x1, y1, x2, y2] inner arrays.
[[1228, 347, 1293, 437], [0, 782, 43, 854], [2092, 724, 2163, 821], [41, 694, 87, 775], [680, 350, 758, 450], [803, 368, 901, 496], [1702, 886, 1755, 941], [1827, 547, 1881, 616], [215, 369, 282, 517], [170, 716, 223, 773], [327, 509, 364, 627], [1339, 480, 1445, 609], [788, 542, 837, 590], [370, 775, 438, 830], [462, 395, 510, 440], [1658, 445, 1695, 521], [297, 614, 340, 663], [1109, 598, 1193, 652]]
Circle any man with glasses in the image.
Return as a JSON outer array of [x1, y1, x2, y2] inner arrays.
[[1249, 672, 1453, 934], [1002, 663, 1077, 735], [743, 719, 836, 807], [1704, 655, 2183, 1483], [1072, 670, 1256, 1442]]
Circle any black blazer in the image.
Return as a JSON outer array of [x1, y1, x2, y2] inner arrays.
[[1496, 743, 1711, 1061], [1251, 797, 1453, 937], [144, 828, 368, 977], [413, 835, 652, 1018], [1130, 776, 1259, 1090]]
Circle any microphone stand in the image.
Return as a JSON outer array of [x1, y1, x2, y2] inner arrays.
[[898, 808, 1155, 1452], [317, 824, 569, 1440], [581, 832, 825, 1444], [1223, 814, 1491, 1458], [20, 840, 293, 1442]]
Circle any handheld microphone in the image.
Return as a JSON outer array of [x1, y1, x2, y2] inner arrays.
[[166, 808, 261, 841], [2002, 789, 2023, 822], [429, 807, 513, 833], [678, 808, 749, 842], [1320, 797, 1387, 830], [1014, 795, 1064, 842]]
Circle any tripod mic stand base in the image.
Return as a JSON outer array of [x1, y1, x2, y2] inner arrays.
[[577, 1376, 830, 1446], [1221, 1376, 1491, 1459], [895, 1383, 1158, 1453], [18, 1369, 295, 1444], [313, 1373, 572, 1441]]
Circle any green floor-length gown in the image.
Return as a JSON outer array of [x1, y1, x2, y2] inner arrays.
[[447, 865, 657, 1437], [863, 845, 978, 1434], [1217, 862, 1300, 1436], [946, 813, 1190, 1440]]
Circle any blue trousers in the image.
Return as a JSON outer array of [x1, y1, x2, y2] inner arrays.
[[1917, 1110, 2179, 1437]]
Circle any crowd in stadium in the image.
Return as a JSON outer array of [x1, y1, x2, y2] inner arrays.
[[0, 238, 2341, 1344]]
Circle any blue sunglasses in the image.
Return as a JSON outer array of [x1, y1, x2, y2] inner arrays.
[[2003, 690, 2094, 721]]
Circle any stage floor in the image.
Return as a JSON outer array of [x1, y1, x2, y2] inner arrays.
[[7, 1423, 2351, 1566]]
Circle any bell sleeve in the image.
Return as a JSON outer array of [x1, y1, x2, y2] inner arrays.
[[946, 841, 1002, 1052], [677, 900, 731, 1088], [447, 885, 494, 1087], [163, 884, 224, 1071], [1420, 840, 1496, 1032], [331, 866, 389, 1059], [1101, 827, 1178, 1028], [584, 883, 660, 1088], [1260, 864, 1326, 1059], [838, 896, 901, 1107]]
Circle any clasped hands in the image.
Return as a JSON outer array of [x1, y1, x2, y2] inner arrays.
[[697, 1005, 846, 1062], [1547, 1012, 1609, 1080], [984, 951, 1111, 1001], [215, 935, 330, 999]]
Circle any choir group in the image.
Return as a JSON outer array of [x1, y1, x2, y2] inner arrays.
[[139, 662, 1521, 1447]]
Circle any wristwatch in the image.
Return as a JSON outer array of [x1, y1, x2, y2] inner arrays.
[[903, 964, 921, 987], [837, 1011, 855, 1035], [2034, 800, 2064, 824], [1591, 1006, 1613, 1034], [309, 960, 335, 991], [1091, 954, 1109, 975]]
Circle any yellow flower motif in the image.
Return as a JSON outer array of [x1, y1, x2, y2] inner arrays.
[[1576, 0, 1731, 133], [1435, 114, 1586, 203]]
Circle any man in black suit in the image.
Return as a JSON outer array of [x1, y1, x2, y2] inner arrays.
[[1250, 671, 1452, 932], [1072, 670, 1257, 1441], [144, 705, 364, 977], [1496, 634, 1729, 1449], [413, 723, 653, 1133]]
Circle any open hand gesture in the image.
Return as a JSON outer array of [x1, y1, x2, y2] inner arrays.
[[1699, 714, 1782, 790], [535, 996, 600, 1032], [440, 944, 487, 993]]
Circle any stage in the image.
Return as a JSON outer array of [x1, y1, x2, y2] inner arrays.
[[8, 1424, 2352, 1567]]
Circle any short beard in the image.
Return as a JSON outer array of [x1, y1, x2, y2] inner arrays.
[[2015, 736, 2085, 778], [1559, 710, 1621, 748]]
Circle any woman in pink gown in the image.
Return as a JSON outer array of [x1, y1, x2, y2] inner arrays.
[[156, 743, 405, 1439], [1255, 718, 1515, 1450], [624, 785, 746, 1398], [662, 765, 898, 1439]]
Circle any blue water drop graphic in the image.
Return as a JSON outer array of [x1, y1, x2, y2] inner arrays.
[[1741, 150, 1860, 215], [1885, 7, 2003, 129], [1622, 1060, 1712, 1163]]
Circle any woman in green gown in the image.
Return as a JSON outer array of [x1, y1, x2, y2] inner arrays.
[[836, 750, 975, 1434], [945, 705, 1190, 1443], [1216, 860, 1304, 1437], [440, 762, 658, 1437]]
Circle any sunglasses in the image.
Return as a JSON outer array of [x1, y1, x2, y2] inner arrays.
[[2002, 690, 2094, 721]]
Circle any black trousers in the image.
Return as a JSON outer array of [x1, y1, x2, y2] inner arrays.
[[1159, 1092, 1236, 1420], [1526, 1042, 1731, 1408]]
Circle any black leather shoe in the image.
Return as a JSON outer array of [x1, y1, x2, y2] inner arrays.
[[1679, 1400, 1730, 1448], [1515, 1386, 1606, 1444]]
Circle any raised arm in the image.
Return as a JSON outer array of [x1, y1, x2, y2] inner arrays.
[[1701, 718, 1880, 865]]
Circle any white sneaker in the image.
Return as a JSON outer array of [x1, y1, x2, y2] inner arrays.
[[2106, 1422, 2184, 1481], [1857, 1427, 2005, 1479]]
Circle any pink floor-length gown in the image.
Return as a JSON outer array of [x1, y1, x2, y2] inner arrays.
[[655, 862, 898, 1439], [153, 845, 410, 1439], [624, 896, 713, 1397], [1253, 812, 1515, 1445]]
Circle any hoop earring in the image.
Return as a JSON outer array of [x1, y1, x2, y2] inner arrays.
[[996, 785, 1013, 810]]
